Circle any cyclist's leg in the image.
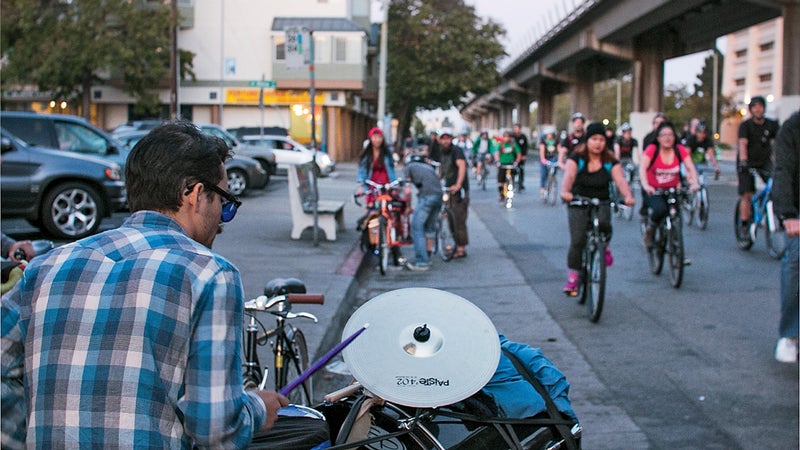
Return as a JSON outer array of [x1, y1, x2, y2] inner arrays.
[[497, 167, 505, 202], [540, 161, 548, 197], [737, 165, 755, 223], [518, 159, 526, 190], [644, 194, 668, 247], [598, 204, 614, 266], [409, 195, 439, 267], [565, 206, 589, 293]]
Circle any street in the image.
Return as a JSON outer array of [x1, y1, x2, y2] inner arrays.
[[3, 160, 797, 449]]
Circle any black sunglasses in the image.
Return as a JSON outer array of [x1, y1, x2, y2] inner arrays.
[[186, 181, 241, 222]]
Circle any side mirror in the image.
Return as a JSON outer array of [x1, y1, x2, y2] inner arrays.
[[1, 136, 14, 154]]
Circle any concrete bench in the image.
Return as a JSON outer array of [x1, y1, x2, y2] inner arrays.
[[287, 162, 345, 241]]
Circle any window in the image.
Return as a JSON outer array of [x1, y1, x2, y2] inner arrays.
[[735, 49, 747, 58], [335, 37, 347, 62], [759, 41, 774, 52], [54, 122, 108, 155], [759, 73, 772, 82], [275, 37, 285, 61], [734, 78, 745, 86]]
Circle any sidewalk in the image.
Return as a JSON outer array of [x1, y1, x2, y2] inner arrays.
[[215, 160, 647, 449]]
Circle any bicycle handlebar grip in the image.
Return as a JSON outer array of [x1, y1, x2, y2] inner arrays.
[[287, 293, 325, 304]]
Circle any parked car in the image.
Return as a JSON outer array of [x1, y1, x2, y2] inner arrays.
[[110, 119, 164, 138], [1, 128, 127, 240], [0, 111, 131, 172], [198, 124, 277, 182], [115, 129, 268, 197], [227, 126, 288, 140], [240, 134, 335, 177]]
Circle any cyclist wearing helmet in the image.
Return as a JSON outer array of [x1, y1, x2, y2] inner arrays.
[[559, 113, 586, 169], [614, 122, 639, 165], [403, 154, 443, 271], [685, 122, 720, 179], [737, 96, 780, 237]]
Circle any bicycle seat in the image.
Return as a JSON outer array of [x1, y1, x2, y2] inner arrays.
[[264, 278, 307, 297]]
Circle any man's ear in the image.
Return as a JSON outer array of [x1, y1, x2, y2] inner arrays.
[[183, 183, 204, 211]]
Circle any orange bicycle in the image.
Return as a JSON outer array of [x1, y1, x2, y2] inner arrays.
[[355, 179, 411, 275]]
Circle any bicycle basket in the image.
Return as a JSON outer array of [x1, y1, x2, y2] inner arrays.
[[367, 217, 381, 245]]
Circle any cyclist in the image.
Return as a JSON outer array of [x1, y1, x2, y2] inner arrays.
[[539, 128, 559, 199], [560, 122, 635, 296], [685, 122, 720, 180], [639, 121, 700, 248], [356, 127, 399, 207], [737, 96, 780, 238], [472, 129, 495, 178], [640, 112, 667, 221], [493, 129, 522, 203], [402, 154, 443, 271], [614, 122, 639, 166], [512, 123, 529, 191], [558, 112, 586, 169]]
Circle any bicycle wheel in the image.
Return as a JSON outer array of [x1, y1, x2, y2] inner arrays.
[[276, 327, 312, 405], [586, 244, 606, 322], [648, 225, 665, 275], [438, 208, 456, 261], [734, 202, 754, 250], [505, 173, 514, 209], [681, 192, 695, 226], [697, 187, 709, 230], [577, 249, 588, 305], [378, 216, 389, 275], [667, 218, 684, 288], [765, 201, 787, 259], [545, 171, 558, 205]]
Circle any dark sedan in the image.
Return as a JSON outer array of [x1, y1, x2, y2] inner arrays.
[[115, 130, 269, 196]]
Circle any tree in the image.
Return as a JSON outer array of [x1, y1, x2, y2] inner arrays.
[[1, 0, 180, 119], [386, 0, 506, 144], [663, 49, 733, 132]]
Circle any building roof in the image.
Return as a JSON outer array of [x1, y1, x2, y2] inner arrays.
[[272, 17, 367, 33]]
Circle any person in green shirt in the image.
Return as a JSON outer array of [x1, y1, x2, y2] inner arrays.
[[493, 129, 522, 202]]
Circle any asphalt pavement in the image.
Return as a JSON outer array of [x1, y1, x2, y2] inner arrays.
[[215, 161, 648, 448]]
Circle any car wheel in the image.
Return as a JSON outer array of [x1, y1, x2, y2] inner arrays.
[[41, 182, 103, 240], [227, 168, 248, 196], [255, 159, 272, 186]]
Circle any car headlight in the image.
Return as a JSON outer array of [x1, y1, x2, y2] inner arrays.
[[105, 166, 122, 181]]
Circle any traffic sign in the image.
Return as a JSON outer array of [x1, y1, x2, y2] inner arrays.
[[248, 80, 276, 88]]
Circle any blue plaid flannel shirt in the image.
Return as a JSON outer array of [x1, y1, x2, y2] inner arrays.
[[1, 211, 266, 448]]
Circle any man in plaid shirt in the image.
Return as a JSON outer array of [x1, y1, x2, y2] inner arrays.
[[1, 122, 287, 448]]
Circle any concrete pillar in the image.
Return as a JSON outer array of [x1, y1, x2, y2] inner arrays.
[[781, 0, 800, 119], [632, 29, 680, 114], [501, 105, 513, 129], [570, 78, 593, 120], [517, 93, 531, 127], [537, 80, 559, 127]]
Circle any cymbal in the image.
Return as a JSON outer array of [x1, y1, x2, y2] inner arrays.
[[341, 288, 500, 408]]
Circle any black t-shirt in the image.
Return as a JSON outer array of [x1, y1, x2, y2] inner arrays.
[[440, 145, 469, 192], [568, 153, 618, 200], [560, 133, 585, 155], [738, 118, 780, 166], [513, 133, 529, 156], [685, 135, 714, 164], [615, 136, 638, 160]]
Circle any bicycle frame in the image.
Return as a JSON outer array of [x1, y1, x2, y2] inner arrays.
[[242, 291, 323, 402], [735, 168, 786, 258], [362, 179, 411, 249], [569, 196, 609, 322], [499, 164, 516, 208], [648, 187, 688, 288]]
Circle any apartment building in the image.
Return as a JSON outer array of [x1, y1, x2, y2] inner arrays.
[[719, 17, 784, 146]]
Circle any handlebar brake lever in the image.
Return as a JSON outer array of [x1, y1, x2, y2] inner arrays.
[[285, 311, 318, 323]]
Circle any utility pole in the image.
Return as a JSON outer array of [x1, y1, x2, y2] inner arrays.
[[169, 0, 178, 119], [374, 0, 389, 131]]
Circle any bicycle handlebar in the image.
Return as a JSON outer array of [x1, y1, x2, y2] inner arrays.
[[567, 195, 611, 207], [244, 293, 325, 312]]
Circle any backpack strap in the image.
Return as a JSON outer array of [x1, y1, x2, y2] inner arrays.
[[502, 348, 579, 450]]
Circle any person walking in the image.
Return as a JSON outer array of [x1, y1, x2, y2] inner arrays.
[[560, 122, 635, 295], [438, 128, 469, 259], [736, 96, 780, 238], [771, 110, 799, 363], [512, 123, 529, 191], [1, 121, 288, 448], [402, 154, 443, 271]]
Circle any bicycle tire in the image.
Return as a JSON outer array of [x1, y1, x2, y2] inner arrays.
[[681, 193, 695, 227], [587, 244, 606, 322], [648, 225, 665, 275], [505, 173, 514, 209], [733, 202, 754, 250], [438, 208, 457, 262], [276, 327, 312, 405], [577, 250, 588, 305], [378, 216, 389, 275], [697, 187, 709, 230], [765, 201, 787, 259], [546, 172, 558, 205], [668, 218, 684, 288]]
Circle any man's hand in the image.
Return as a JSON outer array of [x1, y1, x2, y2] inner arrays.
[[257, 390, 289, 432], [8, 240, 35, 264], [784, 218, 800, 238]]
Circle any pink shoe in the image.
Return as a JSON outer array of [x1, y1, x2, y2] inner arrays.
[[605, 248, 613, 267], [562, 270, 579, 296]]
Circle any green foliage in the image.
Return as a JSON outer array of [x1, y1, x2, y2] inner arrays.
[[1, 0, 176, 117], [663, 49, 733, 131], [386, 0, 506, 140]]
